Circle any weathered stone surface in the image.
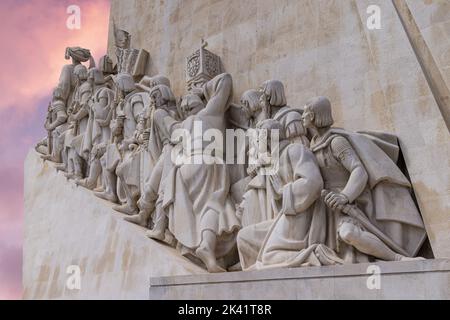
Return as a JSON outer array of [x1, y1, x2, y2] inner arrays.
[[25, 0, 450, 300], [23, 150, 206, 300], [109, 0, 450, 258], [150, 259, 450, 299]]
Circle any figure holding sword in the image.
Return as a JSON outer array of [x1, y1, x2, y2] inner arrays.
[[302, 96, 426, 263]]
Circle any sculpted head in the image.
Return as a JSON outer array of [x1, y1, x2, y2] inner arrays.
[[240, 89, 262, 117], [302, 96, 334, 129], [88, 68, 105, 85], [149, 75, 171, 89], [114, 25, 131, 49], [111, 116, 124, 138], [259, 80, 287, 109], [99, 55, 114, 75], [149, 84, 176, 108], [52, 87, 64, 102], [74, 64, 88, 83], [113, 73, 136, 94], [51, 88, 65, 113], [179, 93, 205, 117]]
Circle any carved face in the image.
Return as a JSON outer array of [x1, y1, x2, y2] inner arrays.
[[301, 106, 315, 129], [180, 94, 205, 117], [74, 67, 88, 84], [115, 30, 130, 49], [110, 118, 124, 137], [240, 90, 262, 117], [150, 89, 164, 108], [259, 90, 270, 109]]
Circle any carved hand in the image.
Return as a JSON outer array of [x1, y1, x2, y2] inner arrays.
[[129, 143, 138, 152], [44, 122, 54, 131], [324, 191, 349, 211], [247, 164, 259, 177], [235, 201, 245, 220], [142, 129, 151, 141]]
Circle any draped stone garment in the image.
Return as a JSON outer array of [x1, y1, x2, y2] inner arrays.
[[58, 64, 77, 108], [240, 174, 279, 227], [311, 129, 427, 260], [115, 92, 149, 198], [140, 107, 181, 206], [238, 143, 340, 270], [161, 73, 241, 257], [71, 82, 93, 158], [82, 86, 115, 154]]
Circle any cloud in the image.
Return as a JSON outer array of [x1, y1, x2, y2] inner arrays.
[[0, 244, 22, 300], [0, 0, 111, 114], [0, 0, 110, 300]]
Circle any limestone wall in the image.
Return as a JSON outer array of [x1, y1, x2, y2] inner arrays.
[[108, 0, 450, 258], [23, 151, 206, 300]]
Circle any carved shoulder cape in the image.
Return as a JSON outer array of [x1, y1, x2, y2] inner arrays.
[[311, 128, 426, 256]]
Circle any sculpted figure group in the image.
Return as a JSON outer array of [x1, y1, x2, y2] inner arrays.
[[36, 30, 428, 273]]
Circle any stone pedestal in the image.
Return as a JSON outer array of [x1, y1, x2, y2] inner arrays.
[[23, 150, 450, 300], [23, 150, 207, 300], [150, 259, 450, 300]]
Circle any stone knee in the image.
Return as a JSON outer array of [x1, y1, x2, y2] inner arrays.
[[338, 221, 362, 246], [139, 182, 157, 210]]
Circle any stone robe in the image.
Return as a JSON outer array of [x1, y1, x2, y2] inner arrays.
[[115, 91, 147, 202], [71, 81, 94, 159], [238, 142, 332, 270], [58, 64, 77, 108], [161, 73, 241, 258], [139, 106, 180, 229], [311, 128, 427, 261], [83, 86, 115, 152]]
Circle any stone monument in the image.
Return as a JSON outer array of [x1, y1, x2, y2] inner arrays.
[[24, 0, 450, 299]]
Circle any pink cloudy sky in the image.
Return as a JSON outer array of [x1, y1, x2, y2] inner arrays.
[[0, 0, 110, 299]]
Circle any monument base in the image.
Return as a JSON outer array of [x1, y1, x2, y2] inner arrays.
[[24, 150, 450, 300], [23, 150, 207, 300], [150, 259, 450, 300]]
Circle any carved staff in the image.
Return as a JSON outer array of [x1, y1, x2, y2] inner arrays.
[[321, 190, 410, 257], [46, 102, 53, 155], [144, 101, 156, 152]]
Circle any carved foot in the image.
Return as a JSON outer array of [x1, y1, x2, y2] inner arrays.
[[94, 191, 118, 203], [41, 154, 59, 162], [146, 228, 165, 241], [93, 186, 104, 193], [35, 145, 48, 155], [195, 246, 226, 273], [397, 255, 426, 262], [54, 163, 67, 172], [75, 178, 96, 190], [227, 262, 242, 272], [64, 172, 75, 180], [113, 203, 138, 215], [124, 210, 150, 227]]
